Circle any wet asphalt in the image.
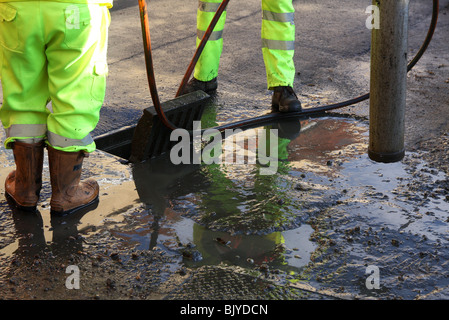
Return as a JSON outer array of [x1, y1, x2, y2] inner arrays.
[[0, 0, 449, 303]]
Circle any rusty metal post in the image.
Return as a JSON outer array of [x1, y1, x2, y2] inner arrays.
[[368, 0, 409, 163]]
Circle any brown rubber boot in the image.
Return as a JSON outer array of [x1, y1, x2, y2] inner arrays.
[[5, 141, 45, 212], [48, 146, 99, 216]]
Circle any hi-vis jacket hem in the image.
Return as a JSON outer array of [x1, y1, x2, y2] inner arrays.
[[0, 0, 113, 9]]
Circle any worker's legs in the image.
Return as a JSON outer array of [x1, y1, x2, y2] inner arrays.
[[45, 3, 110, 214], [0, 2, 110, 213], [0, 2, 110, 152], [0, 3, 49, 146], [194, 0, 227, 83], [0, 3, 49, 210], [4, 141, 45, 211], [261, 0, 300, 112], [261, 0, 296, 89], [45, 3, 110, 153]]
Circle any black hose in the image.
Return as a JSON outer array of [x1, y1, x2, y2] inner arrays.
[[140, 0, 439, 133], [212, 0, 440, 131]]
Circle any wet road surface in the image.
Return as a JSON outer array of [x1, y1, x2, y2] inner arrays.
[[2, 112, 449, 300], [0, 0, 448, 301]]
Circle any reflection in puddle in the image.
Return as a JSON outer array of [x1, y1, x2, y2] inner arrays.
[[2, 111, 446, 298], [172, 216, 316, 271], [131, 115, 372, 274], [1, 97, 448, 300]]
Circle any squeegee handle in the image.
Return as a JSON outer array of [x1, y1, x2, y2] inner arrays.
[[138, 0, 439, 134]]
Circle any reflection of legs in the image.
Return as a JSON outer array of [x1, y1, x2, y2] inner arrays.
[[264, 119, 302, 161], [10, 208, 46, 257], [182, 0, 226, 94], [261, 0, 301, 112], [50, 214, 86, 257]]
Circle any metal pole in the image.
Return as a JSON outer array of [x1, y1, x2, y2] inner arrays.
[[368, 0, 409, 163]]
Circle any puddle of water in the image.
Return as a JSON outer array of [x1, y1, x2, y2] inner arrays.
[[127, 113, 449, 296], [171, 216, 316, 270], [126, 115, 371, 275], [1, 110, 448, 298]]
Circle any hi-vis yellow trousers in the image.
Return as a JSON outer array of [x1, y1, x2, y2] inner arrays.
[[0, 2, 111, 152], [195, 0, 296, 90]]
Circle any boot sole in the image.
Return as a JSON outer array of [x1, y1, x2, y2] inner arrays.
[[50, 196, 99, 217]]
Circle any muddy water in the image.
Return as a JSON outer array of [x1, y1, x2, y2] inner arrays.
[[1, 113, 448, 299], [128, 112, 449, 298]]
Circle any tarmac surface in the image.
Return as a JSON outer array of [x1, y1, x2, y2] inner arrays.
[[0, 0, 448, 302]]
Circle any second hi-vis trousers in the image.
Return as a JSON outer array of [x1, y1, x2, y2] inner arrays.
[[0, 2, 110, 152], [194, 0, 296, 90]]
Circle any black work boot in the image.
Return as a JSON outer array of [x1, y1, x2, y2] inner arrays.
[[180, 77, 218, 95], [272, 86, 302, 113]]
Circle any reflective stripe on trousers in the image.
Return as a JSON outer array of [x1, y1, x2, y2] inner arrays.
[[0, 2, 110, 152], [193, 0, 295, 88], [261, 0, 296, 89], [194, 0, 227, 82]]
